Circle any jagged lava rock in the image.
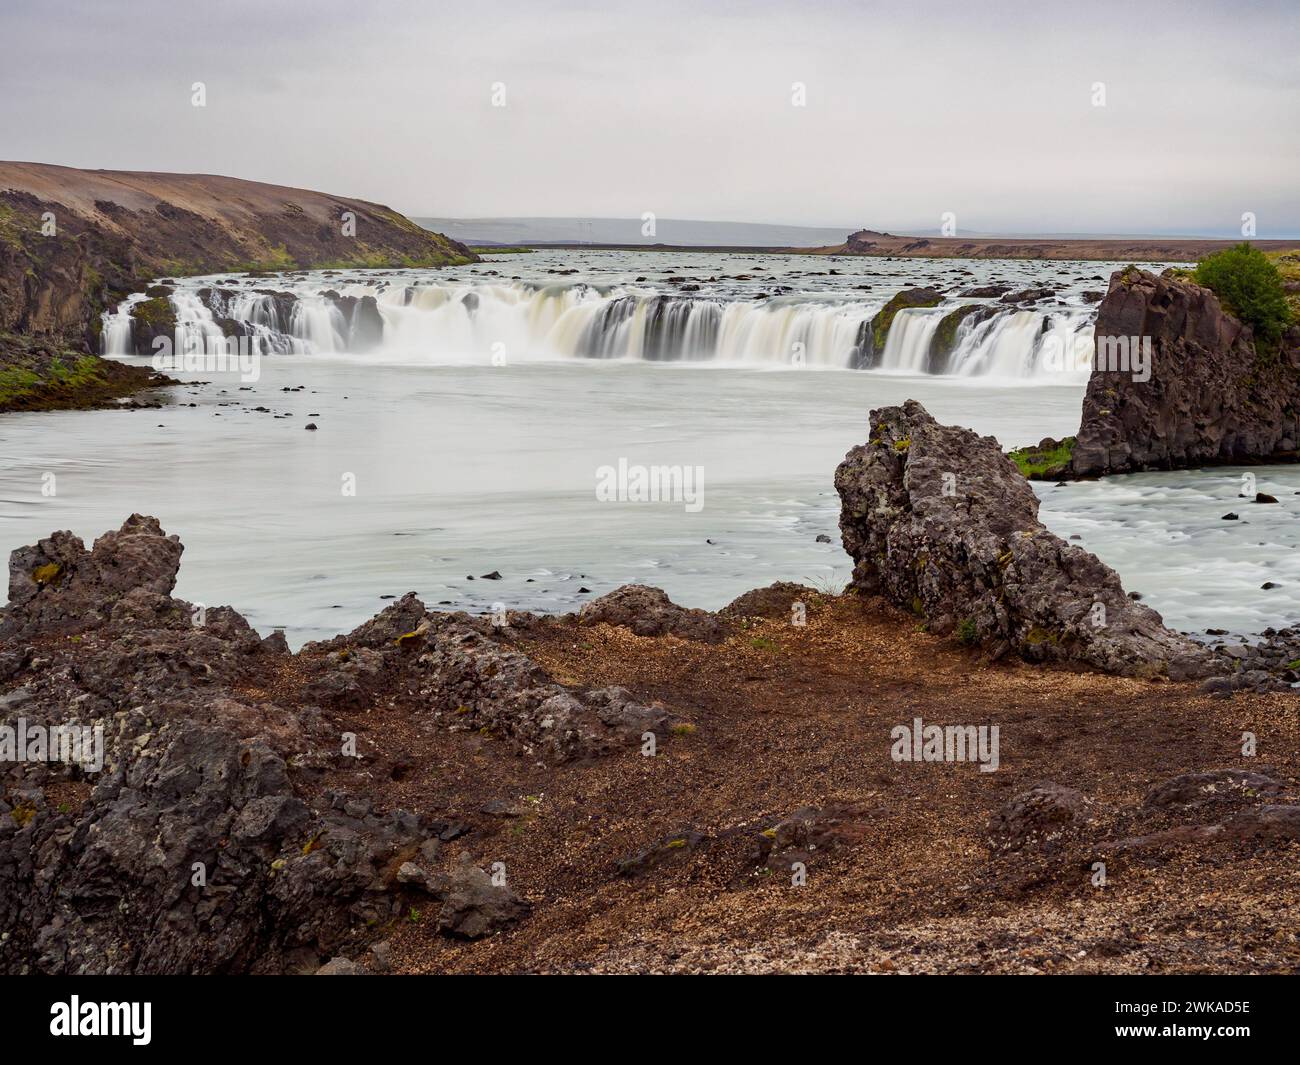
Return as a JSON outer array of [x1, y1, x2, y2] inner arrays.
[[834, 400, 1210, 677], [579, 585, 730, 643], [0, 516, 668, 973], [3, 513, 184, 639]]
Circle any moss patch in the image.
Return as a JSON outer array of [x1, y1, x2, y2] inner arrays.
[[32, 562, 62, 584], [1008, 437, 1075, 479], [956, 618, 978, 645], [932, 304, 986, 355]]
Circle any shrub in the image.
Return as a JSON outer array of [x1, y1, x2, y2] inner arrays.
[[1194, 243, 1293, 347]]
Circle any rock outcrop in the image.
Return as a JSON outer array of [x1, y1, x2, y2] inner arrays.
[[722, 581, 820, 620], [304, 593, 670, 762], [927, 304, 999, 374], [0, 332, 173, 413], [1070, 268, 1300, 475], [0, 515, 665, 973], [835, 400, 1210, 677], [987, 768, 1300, 889], [579, 585, 731, 643]]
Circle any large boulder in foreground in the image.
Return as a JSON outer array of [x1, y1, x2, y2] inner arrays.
[[835, 400, 1209, 677], [1071, 268, 1300, 475]]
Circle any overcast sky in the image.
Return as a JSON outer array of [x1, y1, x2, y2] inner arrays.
[[2, 0, 1297, 235]]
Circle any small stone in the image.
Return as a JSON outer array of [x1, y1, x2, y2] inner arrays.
[[368, 941, 393, 974], [1221, 512, 1239, 521], [397, 861, 429, 886]]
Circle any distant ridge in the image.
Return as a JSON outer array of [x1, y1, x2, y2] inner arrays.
[[413, 216, 854, 248], [415, 216, 1300, 260]]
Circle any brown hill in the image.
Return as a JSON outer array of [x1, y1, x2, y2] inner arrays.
[[0, 161, 476, 346]]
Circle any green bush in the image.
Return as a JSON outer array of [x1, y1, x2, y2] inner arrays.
[[1194, 243, 1293, 346]]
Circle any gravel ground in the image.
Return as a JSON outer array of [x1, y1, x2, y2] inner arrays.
[[272, 593, 1299, 974]]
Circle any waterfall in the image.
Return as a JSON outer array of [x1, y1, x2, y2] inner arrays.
[[100, 277, 1098, 379], [949, 310, 1093, 379], [100, 293, 144, 355], [876, 309, 944, 373]]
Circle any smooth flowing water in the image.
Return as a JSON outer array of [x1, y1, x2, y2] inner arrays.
[[4, 251, 1296, 647]]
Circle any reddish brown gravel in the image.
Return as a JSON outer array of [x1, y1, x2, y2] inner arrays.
[[280, 593, 1299, 974]]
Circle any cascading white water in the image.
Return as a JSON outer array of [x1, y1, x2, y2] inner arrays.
[[290, 298, 347, 353], [100, 293, 146, 355], [949, 309, 1093, 379], [170, 289, 232, 353], [876, 309, 944, 373], [101, 276, 1097, 378]]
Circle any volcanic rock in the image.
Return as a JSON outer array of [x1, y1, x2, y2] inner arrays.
[[579, 585, 730, 643], [834, 400, 1211, 676], [722, 582, 819, 620], [1070, 268, 1300, 475]]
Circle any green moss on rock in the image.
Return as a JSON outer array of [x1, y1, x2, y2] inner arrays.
[[871, 289, 943, 351], [1008, 437, 1076, 480]]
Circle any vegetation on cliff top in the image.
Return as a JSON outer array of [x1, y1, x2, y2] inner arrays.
[[1195, 243, 1294, 348], [1265, 249, 1300, 320]]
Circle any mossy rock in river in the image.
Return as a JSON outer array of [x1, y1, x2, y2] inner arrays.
[[927, 303, 1001, 374], [128, 296, 177, 353], [851, 288, 943, 369]]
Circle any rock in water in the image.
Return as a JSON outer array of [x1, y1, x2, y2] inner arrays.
[[834, 400, 1210, 677], [1070, 268, 1300, 475]]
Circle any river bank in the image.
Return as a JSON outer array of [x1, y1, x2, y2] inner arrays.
[[0, 333, 175, 413]]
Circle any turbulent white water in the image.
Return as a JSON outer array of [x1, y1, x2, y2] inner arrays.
[[101, 250, 1128, 379]]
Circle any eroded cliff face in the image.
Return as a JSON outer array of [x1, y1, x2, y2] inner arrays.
[[1071, 269, 1300, 475], [0, 162, 477, 349]]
